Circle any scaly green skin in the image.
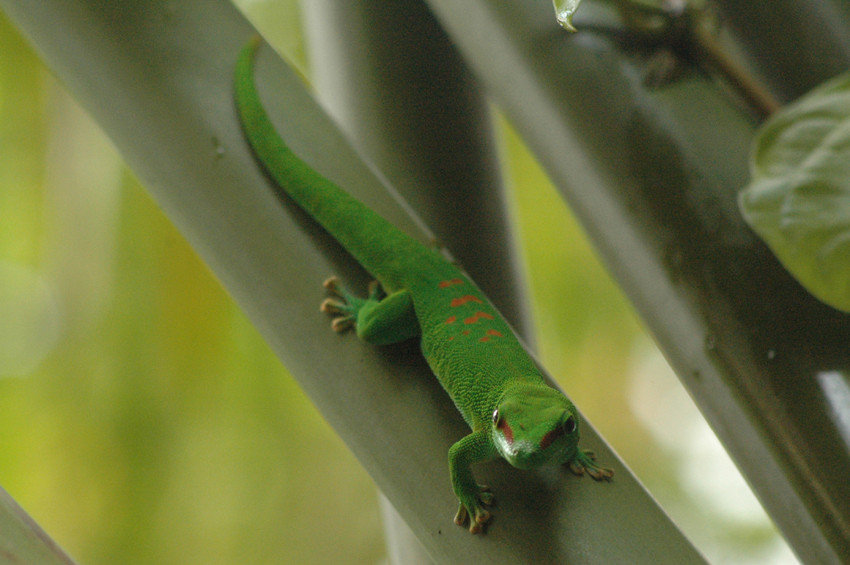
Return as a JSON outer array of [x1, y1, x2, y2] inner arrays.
[[234, 38, 613, 534]]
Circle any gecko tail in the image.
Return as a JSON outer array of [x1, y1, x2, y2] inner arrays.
[[234, 37, 424, 283]]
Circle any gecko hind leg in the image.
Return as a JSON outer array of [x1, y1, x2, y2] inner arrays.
[[321, 276, 419, 345]]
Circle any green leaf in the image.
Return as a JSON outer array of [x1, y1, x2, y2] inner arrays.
[[739, 72, 850, 312], [553, 0, 582, 31]]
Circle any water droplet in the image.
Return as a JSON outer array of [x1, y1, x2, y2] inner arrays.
[[705, 334, 716, 351], [766, 349, 776, 360]]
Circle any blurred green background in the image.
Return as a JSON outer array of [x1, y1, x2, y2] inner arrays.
[[0, 1, 797, 563]]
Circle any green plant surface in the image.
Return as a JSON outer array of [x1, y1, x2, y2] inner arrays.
[[0, 0, 819, 563], [739, 72, 850, 313]]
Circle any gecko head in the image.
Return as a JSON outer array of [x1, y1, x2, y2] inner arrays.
[[491, 384, 580, 470]]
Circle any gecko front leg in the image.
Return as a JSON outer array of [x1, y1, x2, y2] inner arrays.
[[449, 430, 497, 534]]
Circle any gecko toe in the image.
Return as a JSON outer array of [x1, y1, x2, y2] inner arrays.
[[330, 316, 354, 333], [322, 276, 341, 292], [320, 298, 349, 315], [453, 505, 468, 527]]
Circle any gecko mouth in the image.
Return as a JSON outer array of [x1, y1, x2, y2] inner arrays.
[[494, 428, 549, 469], [494, 413, 577, 469]]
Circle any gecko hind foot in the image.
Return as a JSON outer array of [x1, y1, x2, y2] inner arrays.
[[320, 276, 384, 333], [320, 277, 356, 332]]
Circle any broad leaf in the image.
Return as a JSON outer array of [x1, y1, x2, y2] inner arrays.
[[739, 72, 850, 312]]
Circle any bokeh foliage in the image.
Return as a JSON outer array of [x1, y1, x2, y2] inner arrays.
[[0, 2, 793, 563]]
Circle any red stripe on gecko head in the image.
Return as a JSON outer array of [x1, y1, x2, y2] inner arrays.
[[539, 426, 566, 450], [499, 420, 514, 445], [450, 295, 483, 307], [486, 329, 504, 337]]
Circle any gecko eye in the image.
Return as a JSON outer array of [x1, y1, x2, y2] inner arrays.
[[492, 409, 501, 426], [564, 415, 577, 434]]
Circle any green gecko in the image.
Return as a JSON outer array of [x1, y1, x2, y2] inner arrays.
[[234, 37, 613, 534]]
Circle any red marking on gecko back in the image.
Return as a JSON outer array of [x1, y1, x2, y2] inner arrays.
[[450, 295, 483, 307], [464, 311, 494, 324], [445, 316, 457, 325], [479, 329, 504, 342], [438, 278, 464, 288], [478, 324, 505, 343]]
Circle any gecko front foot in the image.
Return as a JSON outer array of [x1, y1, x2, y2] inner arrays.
[[568, 449, 614, 481], [453, 485, 495, 534]]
